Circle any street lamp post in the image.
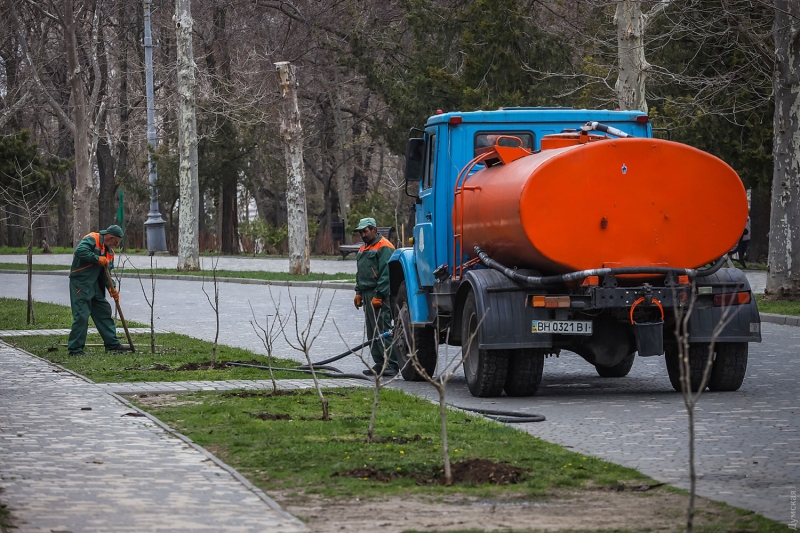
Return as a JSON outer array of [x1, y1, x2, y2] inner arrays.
[[143, 1, 167, 253]]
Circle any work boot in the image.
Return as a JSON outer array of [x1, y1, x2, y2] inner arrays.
[[362, 364, 384, 376], [106, 345, 132, 353], [69, 351, 86, 356], [382, 366, 399, 378]]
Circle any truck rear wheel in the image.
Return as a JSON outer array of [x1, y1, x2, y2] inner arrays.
[[462, 291, 508, 397], [595, 352, 635, 378], [504, 349, 545, 397], [665, 343, 712, 392], [393, 282, 437, 381], [708, 343, 748, 391]]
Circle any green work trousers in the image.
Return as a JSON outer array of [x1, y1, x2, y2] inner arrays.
[[67, 279, 122, 354], [362, 289, 397, 369]]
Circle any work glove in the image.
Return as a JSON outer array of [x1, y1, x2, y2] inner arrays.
[[97, 256, 109, 268], [371, 297, 384, 308], [354, 294, 362, 309], [108, 287, 120, 302]]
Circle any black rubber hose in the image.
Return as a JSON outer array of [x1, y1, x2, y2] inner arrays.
[[225, 362, 371, 381], [474, 247, 727, 286], [447, 404, 546, 423], [584, 121, 632, 138]]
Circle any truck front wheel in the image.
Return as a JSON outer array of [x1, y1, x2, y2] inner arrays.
[[708, 343, 748, 391], [393, 282, 437, 381], [595, 352, 635, 378], [504, 349, 545, 397], [462, 291, 508, 397]]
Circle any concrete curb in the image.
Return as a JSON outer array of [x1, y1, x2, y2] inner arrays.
[[0, 339, 308, 531], [0, 268, 355, 290], [759, 312, 800, 327]]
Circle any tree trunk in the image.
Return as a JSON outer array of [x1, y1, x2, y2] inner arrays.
[[276, 61, 310, 275], [750, 186, 771, 262], [614, 0, 649, 112], [221, 177, 239, 254], [65, 0, 92, 244], [766, 1, 800, 299], [96, 139, 118, 229], [175, 0, 201, 271]]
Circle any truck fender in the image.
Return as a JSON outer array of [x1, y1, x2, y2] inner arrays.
[[389, 249, 434, 325], [689, 268, 762, 343], [453, 269, 553, 350]]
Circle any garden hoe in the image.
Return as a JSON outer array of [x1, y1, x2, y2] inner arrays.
[[104, 266, 135, 353]]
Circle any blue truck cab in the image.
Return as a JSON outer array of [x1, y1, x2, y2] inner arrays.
[[388, 107, 760, 398]]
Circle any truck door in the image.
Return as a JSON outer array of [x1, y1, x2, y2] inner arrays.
[[414, 129, 437, 287]]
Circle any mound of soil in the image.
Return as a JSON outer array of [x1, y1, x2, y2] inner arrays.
[[373, 434, 432, 444], [332, 466, 394, 482], [449, 458, 526, 485], [251, 412, 291, 421], [334, 458, 527, 486]]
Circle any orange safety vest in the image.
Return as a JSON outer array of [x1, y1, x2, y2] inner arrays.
[[71, 232, 114, 274]]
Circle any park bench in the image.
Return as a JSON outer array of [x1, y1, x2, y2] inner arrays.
[[338, 226, 395, 260]]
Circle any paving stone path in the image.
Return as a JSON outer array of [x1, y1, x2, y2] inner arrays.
[[0, 341, 307, 532], [98, 378, 368, 395]]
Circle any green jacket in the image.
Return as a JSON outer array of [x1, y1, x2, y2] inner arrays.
[[355, 235, 395, 300], [69, 232, 115, 289]]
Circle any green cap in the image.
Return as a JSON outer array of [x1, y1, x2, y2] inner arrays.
[[355, 217, 376, 231], [100, 224, 124, 238]]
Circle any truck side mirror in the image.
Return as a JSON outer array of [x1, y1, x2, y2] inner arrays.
[[404, 138, 425, 183]]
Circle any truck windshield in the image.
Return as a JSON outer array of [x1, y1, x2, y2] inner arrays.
[[474, 132, 534, 156]]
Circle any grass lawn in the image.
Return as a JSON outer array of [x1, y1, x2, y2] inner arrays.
[[0, 246, 75, 255], [131, 388, 784, 532], [0, 298, 305, 382], [0, 262, 69, 271], [755, 294, 800, 316]]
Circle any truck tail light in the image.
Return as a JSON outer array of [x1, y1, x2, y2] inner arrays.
[[532, 296, 570, 308], [449, 116, 463, 124], [713, 292, 751, 307], [678, 275, 690, 285], [636, 115, 649, 123]]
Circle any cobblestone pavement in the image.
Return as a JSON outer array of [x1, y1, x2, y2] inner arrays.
[[0, 254, 357, 274], [98, 378, 368, 395], [0, 341, 307, 533], [0, 273, 795, 524]]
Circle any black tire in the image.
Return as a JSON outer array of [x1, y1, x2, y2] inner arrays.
[[708, 343, 748, 391], [665, 343, 713, 392], [462, 291, 508, 397], [393, 282, 437, 381], [595, 352, 635, 378], [504, 349, 545, 397]]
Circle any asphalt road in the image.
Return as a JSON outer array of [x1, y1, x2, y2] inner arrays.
[[0, 271, 795, 524]]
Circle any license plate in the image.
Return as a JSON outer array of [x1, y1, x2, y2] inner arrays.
[[531, 320, 593, 335]]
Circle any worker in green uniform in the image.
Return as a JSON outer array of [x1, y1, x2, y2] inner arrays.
[[353, 217, 398, 377], [68, 225, 127, 355]]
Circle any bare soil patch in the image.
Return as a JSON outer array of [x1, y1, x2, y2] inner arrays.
[[278, 487, 750, 533], [127, 393, 202, 409], [333, 458, 526, 486], [221, 390, 298, 398]]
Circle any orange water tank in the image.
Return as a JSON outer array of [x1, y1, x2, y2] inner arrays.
[[456, 137, 748, 273]]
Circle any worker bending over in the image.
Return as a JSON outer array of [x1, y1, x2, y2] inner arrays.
[[68, 225, 127, 356]]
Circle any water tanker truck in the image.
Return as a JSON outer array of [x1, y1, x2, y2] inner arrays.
[[388, 107, 761, 397]]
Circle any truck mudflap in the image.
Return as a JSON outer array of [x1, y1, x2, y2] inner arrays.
[[459, 269, 554, 350], [389, 248, 435, 325], [687, 268, 762, 343]]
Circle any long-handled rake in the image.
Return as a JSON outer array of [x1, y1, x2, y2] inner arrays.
[[104, 266, 135, 353]]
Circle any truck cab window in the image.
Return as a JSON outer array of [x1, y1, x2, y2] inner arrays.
[[423, 134, 436, 190], [474, 132, 534, 157]]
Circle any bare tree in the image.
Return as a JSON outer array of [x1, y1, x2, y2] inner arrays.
[[332, 314, 402, 443], [669, 281, 737, 533], [0, 162, 57, 324], [282, 285, 334, 421], [248, 290, 286, 394], [202, 255, 221, 364], [175, 0, 201, 271], [12, 1, 105, 244], [131, 256, 158, 354], [275, 61, 310, 275]]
